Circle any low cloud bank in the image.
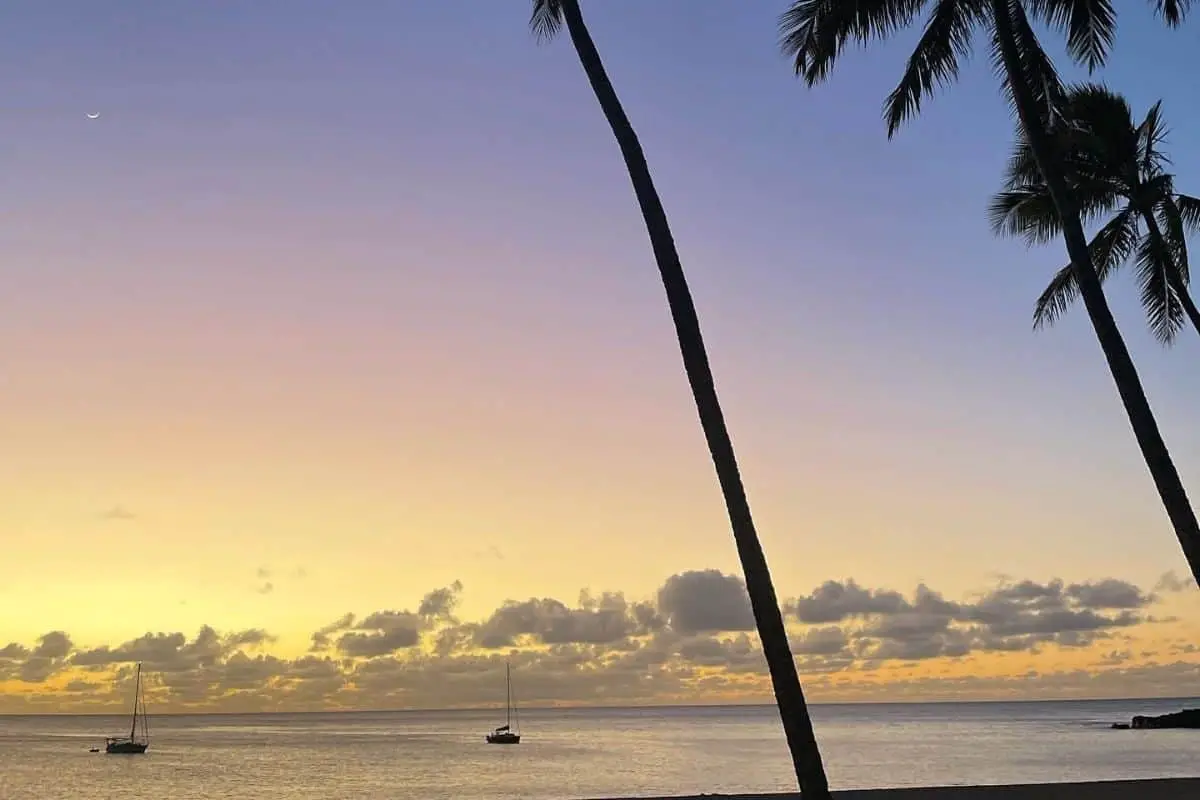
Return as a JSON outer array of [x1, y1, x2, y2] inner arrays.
[[2, 569, 1196, 712]]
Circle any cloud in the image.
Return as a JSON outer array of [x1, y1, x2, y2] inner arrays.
[[310, 613, 355, 652], [784, 577, 1157, 664], [657, 570, 753, 634], [253, 567, 274, 595], [337, 611, 423, 657], [100, 505, 137, 521], [787, 580, 908, 623], [1154, 571, 1194, 594], [418, 581, 463, 619], [0, 569, 1194, 713]]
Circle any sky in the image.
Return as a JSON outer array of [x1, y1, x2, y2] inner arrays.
[[2, 1, 1199, 713]]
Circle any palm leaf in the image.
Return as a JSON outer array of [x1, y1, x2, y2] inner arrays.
[[1175, 193, 1200, 230], [1025, 0, 1117, 71], [530, 0, 564, 41], [884, 0, 987, 137], [989, 0, 1064, 129], [988, 184, 1064, 244], [1149, 0, 1194, 26], [1058, 84, 1139, 177], [1156, 197, 1191, 285], [1032, 206, 1139, 329], [1135, 100, 1171, 178], [1134, 225, 1186, 344], [780, 0, 928, 86], [1002, 131, 1044, 188]]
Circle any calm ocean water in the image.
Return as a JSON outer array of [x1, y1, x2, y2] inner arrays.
[[2, 699, 1199, 799]]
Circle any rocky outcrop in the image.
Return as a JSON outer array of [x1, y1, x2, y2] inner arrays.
[[1111, 709, 1200, 730]]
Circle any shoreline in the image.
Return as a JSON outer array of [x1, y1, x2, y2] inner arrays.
[[585, 778, 1200, 799]]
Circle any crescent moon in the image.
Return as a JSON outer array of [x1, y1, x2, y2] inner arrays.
[[86, 112, 100, 119]]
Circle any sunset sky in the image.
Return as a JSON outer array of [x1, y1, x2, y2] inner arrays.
[[2, 2, 1199, 713]]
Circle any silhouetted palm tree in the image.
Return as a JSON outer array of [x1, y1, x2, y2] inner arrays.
[[780, 0, 1200, 589], [989, 84, 1200, 342], [529, 1, 831, 796]]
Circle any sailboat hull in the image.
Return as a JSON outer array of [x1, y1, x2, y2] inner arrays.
[[105, 739, 148, 754], [485, 732, 520, 744]]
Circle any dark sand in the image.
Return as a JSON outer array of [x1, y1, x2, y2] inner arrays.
[[592, 778, 1200, 799]]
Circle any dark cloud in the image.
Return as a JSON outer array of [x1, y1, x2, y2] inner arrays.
[[33, 631, 72, 659], [782, 577, 1156, 664], [1065, 579, 1152, 609], [787, 580, 908, 623], [310, 613, 355, 652], [337, 611, 423, 658], [418, 581, 463, 619], [471, 592, 660, 649], [72, 626, 268, 673], [657, 570, 754, 634], [1154, 571, 1194, 594], [0, 570, 1191, 712]]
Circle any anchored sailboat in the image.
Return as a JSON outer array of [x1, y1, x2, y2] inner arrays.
[[104, 662, 150, 754], [485, 662, 520, 744]]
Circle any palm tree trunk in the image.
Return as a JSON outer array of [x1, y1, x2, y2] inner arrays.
[[1140, 211, 1200, 339], [992, 0, 1200, 589], [1178, 288, 1200, 340], [556, 1, 830, 795]]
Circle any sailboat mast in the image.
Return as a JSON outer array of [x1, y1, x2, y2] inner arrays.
[[130, 662, 142, 740], [505, 662, 511, 729]]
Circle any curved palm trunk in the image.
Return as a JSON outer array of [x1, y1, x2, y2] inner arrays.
[[1179, 289, 1200, 340], [992, 0, 1200, 588], [1141, 212, 1200, 339], [556, 1, 830, 795]]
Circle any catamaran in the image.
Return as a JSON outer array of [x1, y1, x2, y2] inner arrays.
[[104, 662, 150, 754], [485, 662, 520, 744]]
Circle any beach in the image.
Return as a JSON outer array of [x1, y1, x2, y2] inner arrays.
[[616, 778, 1200, 799]]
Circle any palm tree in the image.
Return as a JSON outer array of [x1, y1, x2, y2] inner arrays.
[[529, 1, 832, 796], [989, 84, 1200, 343], [780, 1, 1200, 589]]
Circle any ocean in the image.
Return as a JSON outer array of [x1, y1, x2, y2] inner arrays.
[[2, 699, 1198, 799]]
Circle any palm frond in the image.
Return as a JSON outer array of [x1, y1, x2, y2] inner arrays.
[[995, 91, 1125, 229], [779, 0, 928, 86], [1002, 129, 1043, 188], [883, 0, 987, 137], [1032, 206, 1139, 329], [1157, 197, 1191, 285], [1025, 0, 1117, 71], [989, 0, 1064, 129], [1176, 193, 1200, 230], [530, 0, 564, 41], [1150, 0, 1193, 26], [1136, 100, 1171, 178], [1033, 263, 1080, 330], [1139, 173, 1177, 209], [1058, 84, 1138, 168], [1134, 225, 1186, 344], [988, 184, 1063, 243]]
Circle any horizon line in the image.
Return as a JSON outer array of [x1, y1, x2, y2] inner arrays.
[[4, 694, 1196, 717]]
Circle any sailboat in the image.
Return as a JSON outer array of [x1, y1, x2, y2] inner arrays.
[[104, 662, 150, 754], [485, 662, 520, 744]]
